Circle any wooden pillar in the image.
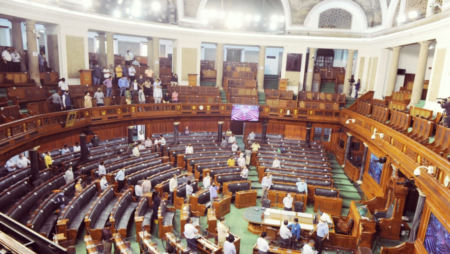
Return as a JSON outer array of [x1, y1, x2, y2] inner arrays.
[[128, 126, 134, 144], [305, 122, 312, 148], [357, 143, 369, 184], [262, 121, 268, 143], [218, 121, 223, 142], [80, 133, 88, 163], [25, 20, 41, 86], [173, 122, 179, 145], [343, 133, 353, 167], [29, 147, 40, 183]]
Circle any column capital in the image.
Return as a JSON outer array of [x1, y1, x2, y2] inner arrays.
[[417, 188, 426, 197], [128, 126, 134, 129], [419, 41, 433, 47], [97, 31, 105, 35], [10, 18, 25, 23], [363, 142, 369, 147], [30, 146, 40, 151], [391, 46, 403, 51], [106, 32, 114, 36], [174, 122, 180, 125], [347, 49, 356, 53], [308, 47, 317, 53], [346, 132, 352, 137], [218, 121, 224, 124], [260, 45, 267, 49]]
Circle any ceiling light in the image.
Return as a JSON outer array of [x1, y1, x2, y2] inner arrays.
[[82, 0, 92, 8], [397, 15, 406, 23], [279, 16, 285, 22], [114, 10, 121, 18], [117, 0, 123, 4], [408, 11, 418, 19], [253, 15, 260, 22], [151, 2, 161, 11]]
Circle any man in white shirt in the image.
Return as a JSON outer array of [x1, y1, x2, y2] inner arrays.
[[169, 174, 178, 205], [115, 169, 125, 192], [240, 166, 249, 180], [231, 142, 239, 152], [100, 176, 109, 190], [135, 181, 143, 199], [142, 179, 151, 193], [98, 161, 106, 177], [58, 78, 69, 91], [228, 134, 236, 144], [16, 153, 30, 169], [138, 143, 145, 150], [128, 66, 136, 82], [217, 217, 229, 246], [132, 58, 140, 67], [61, 145, 71, 155], [283, 193, 293, 211], [159, 135, 166, 145], [223, 234, 236, 254], [184, 218, 199, 252], [63, 167, 74, 183], [248, 131, 256, 140], [138, 131, 145, 141], [132, 145, 140, 157], [237, 153, 245, 167], [10, 48, 21, 72], [2, 47, 12, 72], [203, 173, 211, 188], [279, 220, 292, 248], [261, 173, 272, 200], [257, 232, 270, 254], [73, 143, 81, 152], [186, 180, 193, 203], [272, 157, 281, 168], [185, 144, 194, 154], [302, 239, 315, 254], [124, 50, 132, 65], [6, 158, 16, 173], [144, 137, 153, 148]]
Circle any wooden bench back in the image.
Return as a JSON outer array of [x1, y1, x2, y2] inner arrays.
[[0, 105, 26, 123], [27, 101, 57, 116], [7, 86, 50, 100]]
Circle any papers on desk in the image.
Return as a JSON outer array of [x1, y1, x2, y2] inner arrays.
[[264, 219, 281, 225], [281, 211, 296, 216], [297, 212, 313, 218], [301, 224, 315, 231], [268, 209, 281, 214]]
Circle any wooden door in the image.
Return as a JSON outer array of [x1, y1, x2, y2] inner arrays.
[[230, 121, 244, 135], [284, 124, 306, 140]]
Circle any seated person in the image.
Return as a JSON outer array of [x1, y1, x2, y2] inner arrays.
[[61, 145, 71, 155], [170, 74, 178, 86], [248, 131, 256, 140], [185, 143, 194, 154], [272, 157, 281, 168], [225, 129, 232, 137], [296, 179, 308, 194], [184, 126, 190, 135]]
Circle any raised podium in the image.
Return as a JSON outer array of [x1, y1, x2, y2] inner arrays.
[[79, 69, 93, 85], [213, 195, 231, 218], [188, 74, 198, 87], [278, 78, 288, 91], [235, 190, 258, 209]]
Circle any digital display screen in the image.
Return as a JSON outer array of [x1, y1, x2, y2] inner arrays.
[[231, 105, 259, 121]]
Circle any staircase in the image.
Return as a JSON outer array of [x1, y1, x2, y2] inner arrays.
[[320, 82, 336, 93], [263, 75, 278, 90], [346, 98, 356, 108], [328, 153, 361, 216], [220, 90, 228, 103], [258, 91, 266, 105]]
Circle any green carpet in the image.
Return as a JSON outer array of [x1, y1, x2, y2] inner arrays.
[[320, 82, 336, 93], [258, 91, 266, 105], [220, 90, 228, 103], [200, 81, 216, 87], [414, 100, 426, 108], [264, 75, 278, 90]]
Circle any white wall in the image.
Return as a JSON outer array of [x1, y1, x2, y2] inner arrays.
[[265, 47, 284, 75], [223, 45, 259, 63]]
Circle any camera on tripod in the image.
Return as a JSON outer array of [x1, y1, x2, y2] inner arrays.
[[437, 97, 448, 105]]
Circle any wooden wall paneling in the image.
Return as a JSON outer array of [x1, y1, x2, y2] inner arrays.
[[38, 126, 128, 153], [284, 124, 306, 140], [145, 119, 232, 136], [360, 148, 390, 200]]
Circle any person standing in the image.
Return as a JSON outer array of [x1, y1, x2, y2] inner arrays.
[[6, 158, 17, 173], [283, 193, 293, 211], [171, 90, 179, 103], [84, 91, 93, 108], [75, 179, 83, 194], [92, 64, 102, 85], [1, 47, 12, 72], [184, 218, 199, 252], [100, 176, 109, 190], [103, 76, 113, 97], [231, 142, 239, 152], [128, 65, 136, 82], [16, 153, 30, 169], [63, 167, 74, 183], [145, 67, 154, 83], [115, 168, 125, 192], [223, 234, 236, 254], [170, 74, 178, 86], [124, 50, 132, 66], [10, 48, 21, 72], [125, 88, 132, 105], [209, 182, 219, 204], [257, 232, 270, 254], [261, 173, 272, 200], [240, 166, 249, 180], [135, 181, 143, 199], [169, 174, 178, 205], [302, 240, 316, 254], [138, 88, 146, 104], [101, 222, 114, 254], [185, 143, 194, 154], [142, 179, 151, 194], [153, 85, 162, 103], [91, 134, 100, 147], [217, 217, 230, 246], [98, 161, 106, 177], [237, 153, 246, 167], [153, 78, 162, 91], [315, 215, 329, 254], [296, 179, 308, 194], [44, 151, 53, 169], [287, 218, 302, 249], [118, 76, 128, 97], [220, 137, 227, 147], [143, 79, 152, 96], [228, 134, 236, 144], [62, 90, 72, 110], [144, 137, 153, 149], [132, 80, 139, 98], [227, 156, 235, 167], [186, 180, 193, 203], [272, 157, 281, 168], [94, 88, 105, 107], [245, 149, 252, 166], [151, 192, 161, 231], [203, 173, 211, 188], [47, 91, 62, 111], [251, 141, 261, 152], [102, 66, 110, 83], [38, 51, 45, 72], [132, 143, 140, 157], [279, 220, 292, 248], [248, 131, 256, 140], [354, 79, 361, 99], [115, 65, 123, 84]]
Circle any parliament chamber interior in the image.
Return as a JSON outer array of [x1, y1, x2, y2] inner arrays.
[[0, 0, 450, 253]]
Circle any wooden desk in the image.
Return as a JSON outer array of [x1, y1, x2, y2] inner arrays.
[[207, 208, 217, 235], [138, 231, 166, 253], [213, 195, 232, 218], [235, 190, 258, 209], [252, 243, 302, 254], [113, 233, 133, 254], [278, 78, 288, 91], [84, 235, 98, 254], [188, 74, 198, 87], [79, 69, 93, 85], [166, 232, 189, 253], [349, 201, 376, 249]]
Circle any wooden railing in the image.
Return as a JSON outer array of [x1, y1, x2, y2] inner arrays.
[[380, 242, 414, 254], [343, 159, 360, 182], [0, 103, 341, 163], [342, 107, 450, 215]]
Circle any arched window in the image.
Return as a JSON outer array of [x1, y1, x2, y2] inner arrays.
[[315, 49, 334, 67], [318, 8, 352, 29]]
